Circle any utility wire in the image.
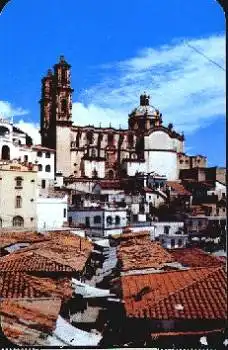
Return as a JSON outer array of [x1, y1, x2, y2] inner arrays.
[[185, 42, 225, 72]]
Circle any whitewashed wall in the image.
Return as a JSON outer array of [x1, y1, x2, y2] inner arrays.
[[144, 150, 178, 180], [36, 196, 68, 230]]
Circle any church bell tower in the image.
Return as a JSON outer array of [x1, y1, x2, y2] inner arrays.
[[40, 55, 74, 150]]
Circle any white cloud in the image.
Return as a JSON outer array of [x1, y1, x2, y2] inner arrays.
[[14, 120, 41, 145], [0, 100, 29, 119], [74, 33, 225, 133]]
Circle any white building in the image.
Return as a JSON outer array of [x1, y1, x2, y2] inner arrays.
[[36, 193, 68, 230], [0, 117, 55, 192], [130, 221, 188, 249], [68, 206, 128, 237]]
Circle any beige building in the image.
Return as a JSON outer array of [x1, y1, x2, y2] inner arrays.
[[0, 161, 38, 229]]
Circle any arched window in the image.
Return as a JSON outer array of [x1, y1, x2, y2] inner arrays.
[[45, 165, 51, 172], [45, 152, 50, 158], [37, 151, 42, 157], [15, 196, 22, 208], [178, 239, 183, 247], [115, 216, 120, 225], [1, 145, 10, 160], [94, 215, 101, 224], [171, 238, 175, 248], [38, 164, 43, 171], [13, 216, 24, 227], [106, 216, 113, 225]]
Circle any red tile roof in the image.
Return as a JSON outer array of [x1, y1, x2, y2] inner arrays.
[[0, 298, 61, 346], [0, 232, 93, 273], [0, 272, 72, 299], [119, 267, 226, 320], [170, 248, 225, 268], [167, 181, 191, 196], [117, 240, 174, 272], [0, 231, 50, 249]]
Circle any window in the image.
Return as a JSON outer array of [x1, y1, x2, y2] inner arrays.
[[30, 217, 34, 221], [86, 131, 93, 144], [15, 177, 23, 189], [161, 239, 165, 245], [1, 145, 10, 160], [94, 215, 101, 224], [180, 160, 183, 164], [178, 239, 183, 247], [45, 152, 50, 158], [61, 99, 67, 113], [85, 217, 90, 227], [164, 226, 170, 235], [41, 180, 46, 189], [38, 164, 43, 171], [45, 165, 51, 172], [63, 208, 67, 218], [31, 179, 35, 183], [0, 218, 2, 228], [15, 196, 22, 208], [171, 238, 175, 248], [24, 155, 28, 162], [106, 216, 113, 225], [108, 133, 114, 145], [115, 216, 120, 225], [91, 148, 96, 158], [37, 151, 42, 157], [13, 216, 24, 227]]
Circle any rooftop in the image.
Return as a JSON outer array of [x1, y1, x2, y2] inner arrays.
[[118, 267, 226, 320], [170, 248, 225, 268], [0, 231, 50, 249], [0, 272, 72, 299], [117, 240, 174, 272], [167, 181, 191, 196], [0, 298, 62, 346], [0, 232, 93, 273]]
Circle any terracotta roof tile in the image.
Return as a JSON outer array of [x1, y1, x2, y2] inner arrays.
[[0, 232, 93, 272], [0, 231, 50, 249], [0, 298, 61, 346], [117, 240, 174, 272], [170, 248, 225, 268], [167, 181, 191, 196], [0, 272, 72, 299], [119, 267, 226, 320]]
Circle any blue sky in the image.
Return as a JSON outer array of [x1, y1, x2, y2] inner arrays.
[[0, 0, 225, 166]]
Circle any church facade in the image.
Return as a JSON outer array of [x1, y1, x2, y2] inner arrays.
[[40, 56, 207, 181]]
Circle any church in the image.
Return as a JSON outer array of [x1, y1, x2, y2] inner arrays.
[[40, 56, 207, 181]]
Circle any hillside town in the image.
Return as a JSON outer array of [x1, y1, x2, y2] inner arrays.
[[0, 56, 227, 347]]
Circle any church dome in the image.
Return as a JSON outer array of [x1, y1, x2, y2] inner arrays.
[[130, 93, 161, 119]]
